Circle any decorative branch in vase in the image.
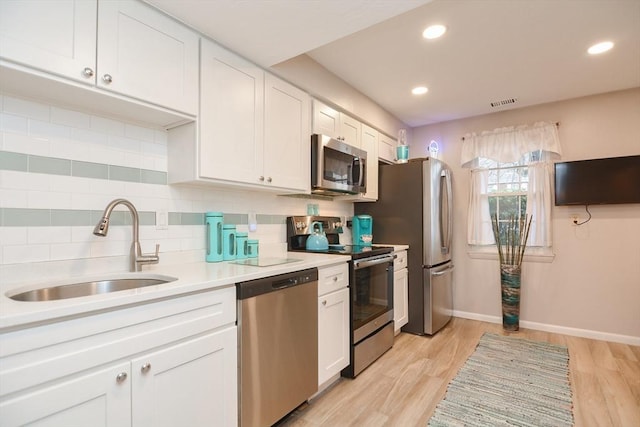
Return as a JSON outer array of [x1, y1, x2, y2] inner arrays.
[[491, 214, 532, 331]]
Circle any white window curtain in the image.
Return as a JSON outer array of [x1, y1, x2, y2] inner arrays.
[[462, 122, 561, 248]]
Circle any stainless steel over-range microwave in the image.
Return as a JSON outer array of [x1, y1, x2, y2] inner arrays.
[[311, 134, 367, 196]]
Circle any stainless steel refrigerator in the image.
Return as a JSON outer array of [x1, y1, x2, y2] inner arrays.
[[355, 157, 454, 335]]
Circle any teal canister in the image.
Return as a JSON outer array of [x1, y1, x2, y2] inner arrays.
[[223, 224, 236, 260], [205, 212, 223, 262], [236, 232, 249, 259], [247, 239, 259, 258]]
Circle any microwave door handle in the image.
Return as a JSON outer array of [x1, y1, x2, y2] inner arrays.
[[357, 158, 364, 187]]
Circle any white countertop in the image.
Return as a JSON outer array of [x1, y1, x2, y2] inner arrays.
[[0, 252, 350, 331]]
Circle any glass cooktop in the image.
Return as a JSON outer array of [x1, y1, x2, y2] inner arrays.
[[291, 245, 393, 260]]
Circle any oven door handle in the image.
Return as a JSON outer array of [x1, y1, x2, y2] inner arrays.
[[353, 254, 395, 269]]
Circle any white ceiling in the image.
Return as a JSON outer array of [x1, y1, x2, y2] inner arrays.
[[147, 0, 640, 128]]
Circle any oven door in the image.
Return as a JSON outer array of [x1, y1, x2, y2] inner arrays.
[[351, 253, 394, 343]]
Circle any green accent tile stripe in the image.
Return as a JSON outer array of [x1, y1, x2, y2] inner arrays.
[[29, 155, 71, 176], [0, 151, 28, 171], [72, 161, 109, 179], [0, 209, 285, 227], [0, 151, 166, 185]]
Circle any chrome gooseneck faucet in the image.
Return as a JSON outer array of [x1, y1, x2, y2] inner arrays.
[[93, 198, 160, 272]]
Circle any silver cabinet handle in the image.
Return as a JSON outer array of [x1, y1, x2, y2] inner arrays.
[[333, 276, 338, 282], [82, 67, 94, 78], [103, 74, 113, 84], [141, 363, 151, 373], [259, 176, 265, 182], [267, 177, 272, 183], [322, 300, 327, 306], [116, 372, 127, 383]]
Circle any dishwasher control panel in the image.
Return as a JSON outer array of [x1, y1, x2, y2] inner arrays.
[[236, 268, 318, 300]]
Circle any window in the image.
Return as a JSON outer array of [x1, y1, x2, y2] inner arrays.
[[461, 122, 561, 259], [481, 151, 540, 242]]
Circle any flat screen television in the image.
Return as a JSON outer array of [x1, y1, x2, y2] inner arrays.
[[554, 155, 640, 206]]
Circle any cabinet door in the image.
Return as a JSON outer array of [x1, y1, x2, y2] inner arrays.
[[200, 39, 264, 184], [131, 327, 237, 427], [0, 362, 131, 427], [264, 73, 310, 192], [340, 114, 362, 148], [312, 99, 340, 138], [394, 268, 409, 333], [360, 124, 379, 200], [379, 133, 397, 164], [318, 287, 350, 386], [97, 0, 198, 115], [0, 0, 96, 83]]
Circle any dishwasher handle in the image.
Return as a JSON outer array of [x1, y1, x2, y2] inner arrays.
[[236, 267, 318, 300]]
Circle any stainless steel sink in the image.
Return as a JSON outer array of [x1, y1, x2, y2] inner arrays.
[[8, 275, 178, 302]]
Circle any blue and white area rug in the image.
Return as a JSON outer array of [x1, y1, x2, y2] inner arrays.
[[428, 333, 573, 427]]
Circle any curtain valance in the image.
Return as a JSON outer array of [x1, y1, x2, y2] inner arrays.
[[461, 121, 561, 167]]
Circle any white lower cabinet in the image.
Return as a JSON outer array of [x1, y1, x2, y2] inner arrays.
[[0, 287, 237, 427], [317, 263, 350, 388], [394, 250, 409, 334]]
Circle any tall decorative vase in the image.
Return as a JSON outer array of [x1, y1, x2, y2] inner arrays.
[[500, 264, 521, 331]]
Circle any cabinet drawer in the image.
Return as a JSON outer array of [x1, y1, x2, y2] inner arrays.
[[0, 286, 236, 396], [318, 263, 349, 296], [394, 250, 408, 271]]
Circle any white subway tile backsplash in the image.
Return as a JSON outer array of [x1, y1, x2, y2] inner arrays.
[[51, 107, 91, 129], [0, 227, 28, 245], [29, 119, 71, 140], [27, 190, 73, 209], [27, 226, 72, 244], [0, 188, 28, 208], [3, 244, 50, 264], [90, 116, 125, 136], [125, 123, 156, 142], [1, 170, 51, 191], [3, 132, 50, 156], [49, 242, 92, 261], [0, 112, 29, 135], [108, 134, 142, 153], [70, 127, 110, 147], [3, 95, 50, 121]]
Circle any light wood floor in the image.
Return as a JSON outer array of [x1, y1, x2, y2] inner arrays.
[[278, 317, 640, 427]]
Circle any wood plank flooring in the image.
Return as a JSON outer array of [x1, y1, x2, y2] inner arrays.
[[278, 317, 640, 426]]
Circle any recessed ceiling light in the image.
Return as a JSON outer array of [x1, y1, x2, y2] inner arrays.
[[423, 24, 446, 40], [412, 86, 428, 95], [588, 41, 614, 55]]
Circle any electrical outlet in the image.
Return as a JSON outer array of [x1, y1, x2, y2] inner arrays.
[[570, 214, 579, 225]]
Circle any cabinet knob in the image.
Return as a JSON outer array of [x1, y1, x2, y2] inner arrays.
[[103, 74, 113, 84], [116, 372, 128, 383], [266, 177, 272, 183], [259, 176, 265, 182], [333, 276, 338, 282], [322, 300, 327, 306], [82, 67, 94, 78], [141, 362, 151, 373]]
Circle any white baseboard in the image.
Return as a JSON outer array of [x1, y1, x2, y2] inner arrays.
[[452, 310, 640, 346]]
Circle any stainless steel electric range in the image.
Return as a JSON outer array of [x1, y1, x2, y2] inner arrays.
[[287, 216, 395, 377]]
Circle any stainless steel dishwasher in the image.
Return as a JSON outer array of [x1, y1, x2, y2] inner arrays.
[[237, 268, 318, 427]]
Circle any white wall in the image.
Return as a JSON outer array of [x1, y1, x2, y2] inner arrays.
[[412, 88, 640, 342], [0, 93, 353, 285], [271, 54, 408, 139]]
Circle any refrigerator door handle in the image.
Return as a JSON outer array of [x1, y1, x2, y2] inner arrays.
[[440, 169, 453, 254], [431, 264, 455, 276]]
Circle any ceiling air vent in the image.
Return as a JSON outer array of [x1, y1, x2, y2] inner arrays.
[[490, 97, 518, 108]]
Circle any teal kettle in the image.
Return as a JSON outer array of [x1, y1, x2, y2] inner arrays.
[[306, 221, 329, 251]]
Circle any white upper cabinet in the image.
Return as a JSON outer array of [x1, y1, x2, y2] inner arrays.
[[312, 100, 361, 148], [0, 0, 97, 83], [341, 123, 379, 201], [97, 0, 199, 115], [0, 0, 198, 121], [199, 38, 264, 185], [169, 38, 310, 193], [264, 73, 311, 193], [379, 133, 398, 164]]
